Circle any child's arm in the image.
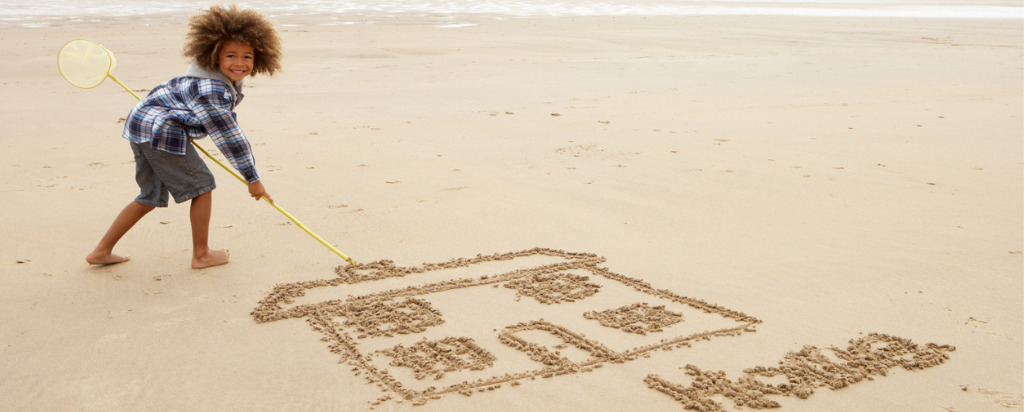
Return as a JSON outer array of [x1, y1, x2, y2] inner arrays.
[[189, 80, 261, 183]]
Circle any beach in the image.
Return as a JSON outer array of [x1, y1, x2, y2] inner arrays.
[[0, 6, 1021, 411]]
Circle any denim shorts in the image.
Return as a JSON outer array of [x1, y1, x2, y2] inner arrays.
[[130, 141, 216, 207]]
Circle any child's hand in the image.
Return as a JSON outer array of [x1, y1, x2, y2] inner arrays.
[[248, 179, 273, 204]]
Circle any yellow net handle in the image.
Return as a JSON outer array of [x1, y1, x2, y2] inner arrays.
[[119, 74, 357, 266]]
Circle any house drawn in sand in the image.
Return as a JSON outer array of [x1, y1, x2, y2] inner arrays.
[[251, 248, 761, 406]]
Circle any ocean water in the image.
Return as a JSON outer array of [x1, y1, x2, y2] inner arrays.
[[1, 0, 1021, 27]]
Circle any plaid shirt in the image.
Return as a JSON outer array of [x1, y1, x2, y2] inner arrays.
[[123, 75, 259, 183]]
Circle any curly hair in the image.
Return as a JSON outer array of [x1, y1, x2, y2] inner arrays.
[[183, 5, 282, 76]]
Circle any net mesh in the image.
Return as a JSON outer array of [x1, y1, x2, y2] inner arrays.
[[58, 39, 116, 89]]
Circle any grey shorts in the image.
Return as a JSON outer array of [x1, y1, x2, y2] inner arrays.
[[131, 141, 216, 207]]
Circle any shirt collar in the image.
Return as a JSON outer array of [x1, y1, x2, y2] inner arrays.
[[184, 61, 245, 105]]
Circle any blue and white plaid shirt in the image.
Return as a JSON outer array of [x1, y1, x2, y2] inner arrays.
[[123, 68, 260, 183]]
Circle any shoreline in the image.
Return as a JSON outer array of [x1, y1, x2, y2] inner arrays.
[[3, 2, 1023, 29]]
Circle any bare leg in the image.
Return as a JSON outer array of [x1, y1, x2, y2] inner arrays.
[[86, 201, 156, 265], [189, 191, 229, 269]]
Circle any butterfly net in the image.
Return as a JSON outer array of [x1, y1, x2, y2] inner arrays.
[[58, 39, 117, 89]]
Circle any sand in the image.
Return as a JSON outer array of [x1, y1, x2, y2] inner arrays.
[[1, 11, 1021, 412]]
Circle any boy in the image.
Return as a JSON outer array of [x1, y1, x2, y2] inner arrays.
[[86, 5, 283, 269]]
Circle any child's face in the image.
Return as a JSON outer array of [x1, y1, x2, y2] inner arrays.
[[218, 40, 255, 82]]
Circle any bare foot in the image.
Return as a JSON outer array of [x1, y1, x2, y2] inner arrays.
[[86, 251, 131, 265], [192, 248, 229, 269]]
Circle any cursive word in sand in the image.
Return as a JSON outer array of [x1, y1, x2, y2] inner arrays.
[[644, 333, 955, 411]]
